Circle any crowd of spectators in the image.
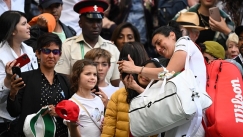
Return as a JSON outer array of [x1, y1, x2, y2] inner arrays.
[[0, 0, 243, 137]]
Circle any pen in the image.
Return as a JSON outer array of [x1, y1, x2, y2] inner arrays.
[[76, 121, 83, 127], [53, 116, 57, 123]]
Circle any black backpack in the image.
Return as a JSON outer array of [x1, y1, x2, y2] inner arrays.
[[157, 0, 188, 26]]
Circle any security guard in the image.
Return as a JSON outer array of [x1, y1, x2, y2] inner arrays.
[[55, 0, 120, 87]]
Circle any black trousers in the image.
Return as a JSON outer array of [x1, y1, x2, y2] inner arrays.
[[0, 122, 10, 137], [0, 121, 20, 137]]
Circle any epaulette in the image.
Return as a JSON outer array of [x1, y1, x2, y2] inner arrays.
[[64, 36, 78, 42], [104, 40, 115, 45]]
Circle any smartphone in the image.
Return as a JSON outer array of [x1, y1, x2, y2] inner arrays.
[[12, 54, 30, 68], [12, 66, 21, 79], [12, 66, 24, 87], [92, 85, 99, 95], [209, 7, 221, 22], [119, 57, 129, 79]]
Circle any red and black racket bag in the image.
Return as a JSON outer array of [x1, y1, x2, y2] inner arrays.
[[204, 60, 243, 137]]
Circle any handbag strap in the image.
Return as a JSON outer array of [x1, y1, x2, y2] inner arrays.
[[186, 95, 202, 137], [184, 36, 191, 70], [177, 37, 203, 137], [182, 37, 203, 137], [71, 97, 101, 131], [140, 79, 154, 96], [185, 37, 203, 136]]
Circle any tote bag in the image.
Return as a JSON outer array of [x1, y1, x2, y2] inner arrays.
[[129, 38, 212, 137]]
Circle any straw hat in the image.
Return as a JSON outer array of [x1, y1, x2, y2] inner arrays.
[[176, 12, 206, 31]]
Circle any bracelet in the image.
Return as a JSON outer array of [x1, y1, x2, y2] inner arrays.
[[158, 68, 168, 80], [139, 66, 144, 74], [158, 69, 176, 80]]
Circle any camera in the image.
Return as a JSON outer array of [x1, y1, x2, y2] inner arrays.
[[22, 54, 28, 60]]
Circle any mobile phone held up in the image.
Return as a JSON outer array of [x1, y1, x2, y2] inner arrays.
[[92, 85, 99, 95], [119, 57, 129, 80], [12, 66, 21, 79], [12, 66, 24, 87], [12, 54, 30, 68], [209, 7, 221, 22]]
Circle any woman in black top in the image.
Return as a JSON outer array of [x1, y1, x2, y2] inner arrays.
[[7, 33, 71, 137]]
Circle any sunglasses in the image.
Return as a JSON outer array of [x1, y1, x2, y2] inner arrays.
[[40, 48, 61, 55]]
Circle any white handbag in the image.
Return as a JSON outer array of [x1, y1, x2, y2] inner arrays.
[[129, 39, 212, 137]]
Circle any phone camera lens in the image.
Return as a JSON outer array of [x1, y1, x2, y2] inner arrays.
[[22, 55, 27, 60]]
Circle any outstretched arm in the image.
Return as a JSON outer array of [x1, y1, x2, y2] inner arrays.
[[118, 51, 187, 80]]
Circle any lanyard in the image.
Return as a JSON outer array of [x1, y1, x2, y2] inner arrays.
[[80, 42, 84, 59]]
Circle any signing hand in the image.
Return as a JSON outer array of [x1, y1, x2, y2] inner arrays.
[[67, 121, 81, 137], [118, 54, 138, 74], [67, 121, 79, 127], [209, 17, 231, 35]]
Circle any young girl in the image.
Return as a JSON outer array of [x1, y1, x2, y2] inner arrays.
[[101, 59, 161, 137], [67, 59, 107, 137]]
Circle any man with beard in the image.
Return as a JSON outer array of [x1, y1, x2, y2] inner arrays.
[[234, 26, 243, 67], [54, 0, 120, 87]]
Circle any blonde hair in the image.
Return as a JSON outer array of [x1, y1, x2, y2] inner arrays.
[[226, 33, 239, 47]]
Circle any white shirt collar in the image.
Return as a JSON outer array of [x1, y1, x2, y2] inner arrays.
[[238, 54, 243, 64]]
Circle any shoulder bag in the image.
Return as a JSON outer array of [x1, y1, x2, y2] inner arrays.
[[129, 38, 212, 137]]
